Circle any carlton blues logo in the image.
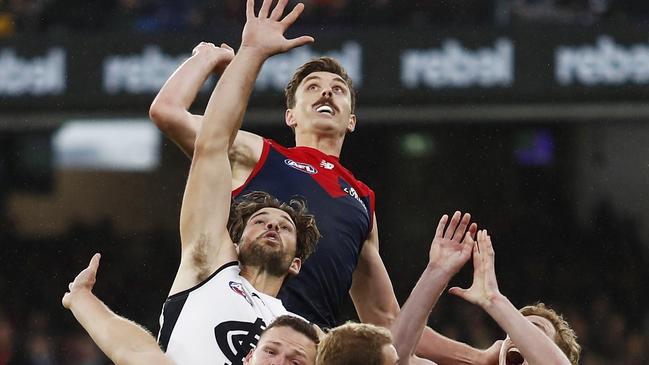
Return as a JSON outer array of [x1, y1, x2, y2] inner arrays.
[[214, 318, 267, 365], [284, 159, 318, 174]]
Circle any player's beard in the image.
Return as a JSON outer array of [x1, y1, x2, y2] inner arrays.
[[238, 237, 294, 277]]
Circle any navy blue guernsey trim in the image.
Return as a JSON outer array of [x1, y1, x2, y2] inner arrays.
[[158, 261, 239, 350], [166, 261, 238, 300]]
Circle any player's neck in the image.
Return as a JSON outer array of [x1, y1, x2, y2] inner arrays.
[[240, 266, 284, 297], [294, 132, 344, 157]]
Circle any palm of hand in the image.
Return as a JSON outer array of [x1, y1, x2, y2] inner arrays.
[[240, 0, 313, 57], [450, 230, 500, 307], [430, 236, 472, 271]]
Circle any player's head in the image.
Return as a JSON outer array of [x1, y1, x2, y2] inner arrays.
[[244, 315, 319, 365], [316, 322, 398, 365], [229, 191, 320, 277], [284, 57, 357, 138], [499, 303, 581, 365]]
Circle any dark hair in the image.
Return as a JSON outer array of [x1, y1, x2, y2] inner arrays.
[[285, 56, 356, 113], [228, 191, 320, 262], [263, 315, 320, 345]]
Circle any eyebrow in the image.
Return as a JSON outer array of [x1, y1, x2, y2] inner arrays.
[[249, 211, 296, 228], [266, 341, 307, 358], [302, 75, 348, 87]]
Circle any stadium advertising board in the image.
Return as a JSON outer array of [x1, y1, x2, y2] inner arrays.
[[2, 26, 649, 111]]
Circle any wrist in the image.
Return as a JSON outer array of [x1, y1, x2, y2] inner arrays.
[[424, 261, 456, 282], [66, 289, 94, 309], [238, 44, 275, 60], [481, 292, 507, 312], [192, 51, 223, 73]]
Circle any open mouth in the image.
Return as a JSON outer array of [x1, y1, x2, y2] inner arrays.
[[263, 231, 279, 241], [315, 104, 335, 116], [505, 349, 524, 365]]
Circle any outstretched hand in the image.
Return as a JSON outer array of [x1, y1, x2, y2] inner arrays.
[[428, 211, 477, 275], [449, 230, 500, 308], [62, 253, 101, 309], [241, 0, 314, 57]]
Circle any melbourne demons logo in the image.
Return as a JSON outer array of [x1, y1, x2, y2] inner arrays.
[[229, 281, 253, 306], [284, 159, 318, 174]]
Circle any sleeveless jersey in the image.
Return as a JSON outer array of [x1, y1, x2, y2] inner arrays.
[[158, 262, 292, 365], [233, 139, 375, 328]]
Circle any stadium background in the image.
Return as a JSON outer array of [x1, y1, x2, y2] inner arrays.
[[1, 1, 648, 364]]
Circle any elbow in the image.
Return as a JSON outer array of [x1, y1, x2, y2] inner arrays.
[[148, 98, 177, 132]]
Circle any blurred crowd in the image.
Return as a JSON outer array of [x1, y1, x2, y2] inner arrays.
[[0, 199, 648, 365], [2, 0, 649, 36]]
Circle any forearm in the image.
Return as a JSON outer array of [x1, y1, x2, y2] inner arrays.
[[483, 296, 570, 365], [417, 328, 487, 365], [68, 291, 162, 365], [393, 264, 453, 362], [197, 47, 266, 148], [154, 52, 217, 112]]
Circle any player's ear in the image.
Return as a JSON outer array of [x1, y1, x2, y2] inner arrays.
[[287, 257, 302, 276], [285, 109, 297, 129], [346, 114, 356, 133], [243, 348, 254, 364]]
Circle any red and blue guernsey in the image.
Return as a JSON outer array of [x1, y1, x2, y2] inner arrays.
[[233, 139, 375, 328]]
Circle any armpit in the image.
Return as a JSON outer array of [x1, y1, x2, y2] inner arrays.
[[191, 234, 213, 282]]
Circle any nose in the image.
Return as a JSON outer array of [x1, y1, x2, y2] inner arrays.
[[321, 88, 333, 98], [266, 220, 280, 231]]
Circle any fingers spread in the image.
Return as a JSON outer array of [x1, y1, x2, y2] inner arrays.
[[246, 0, 255, 18], [435, 214, 448, 238], [468, 222, 478, 240], [259, 0, 273, 18], [452, 212, 471, 241], [280, 2, 306, 28], [444, 211, 461, 239], [270, 0, 289, 20]]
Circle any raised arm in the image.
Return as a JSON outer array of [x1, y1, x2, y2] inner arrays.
[[171, 0, 314, 295], [350, 213, 497, 365], [149, 42, 234, 157], [350, 214, 400, 327], [392, 212, 476, 365], [63, 254, 174, 365], [416, 328, 501, 365], [449, 231, 572, 365]]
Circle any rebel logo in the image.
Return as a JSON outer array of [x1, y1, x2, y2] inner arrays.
[[284, 159, 318, 174]]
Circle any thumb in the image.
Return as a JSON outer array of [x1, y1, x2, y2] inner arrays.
[[448, 286, 468, 299], [88, 253, 101, 274], [484, 340, 503, 362], [286, 36, 314, 51], [62, 292, 70, 309]]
